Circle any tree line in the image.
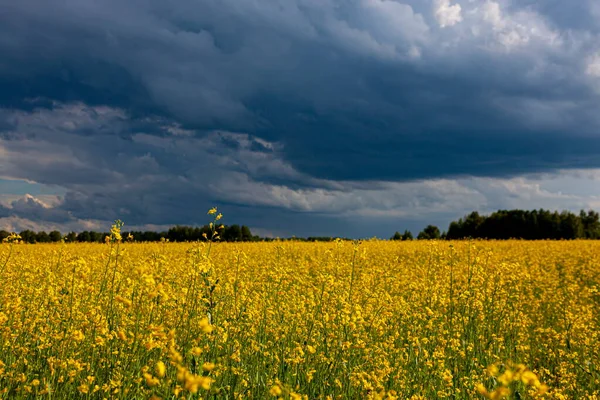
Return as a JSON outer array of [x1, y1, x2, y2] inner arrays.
[[0, 224, 260, 244], [4, 209, 600, 244], [391, 209, 600, 241]]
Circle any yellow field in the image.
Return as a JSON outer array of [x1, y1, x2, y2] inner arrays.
[[1, 236, 600, 399]]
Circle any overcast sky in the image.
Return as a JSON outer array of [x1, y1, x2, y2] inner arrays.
[[2, 0, 600, 237]]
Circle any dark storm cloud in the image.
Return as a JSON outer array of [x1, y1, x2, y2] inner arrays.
[[0, 195, 72, 223], [2, 0, 600, 236], [1, 0, 600, 183], [0, 102, 486, 236]]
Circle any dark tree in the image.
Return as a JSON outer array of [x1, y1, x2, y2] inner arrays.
[[4, 223, 259, 244], [167, 226, 192, 242], [19, 230, 36, 243], [417, 225, 441, 240], [391, 231, 402, 241], [49, 230, 62, 242], [65, 232, 78, 242], [77, 231, 92, 242], [446, 221, 462, 240], [559, 211, 583, 239], [443, 208, 598, 240], [241, 225, 253, 241], [36, 231, 51, 243], [223, 225, 242, 242], [580, 210, 600, 239], [401, 230, 413, 241], [92, 231, 106, 242]]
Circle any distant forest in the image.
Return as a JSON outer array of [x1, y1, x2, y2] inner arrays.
[[0, 225, 258, 244], [392, 209, 600, 240], [2, 209, 600, 243], [0, 224, 349, 244]]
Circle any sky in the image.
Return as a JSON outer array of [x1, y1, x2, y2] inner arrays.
[[2, 0, 600, 238]]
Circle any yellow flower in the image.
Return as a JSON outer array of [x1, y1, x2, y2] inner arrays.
[[199, 317, 214, 333], [156, 361, 166, 378], [269, 385, 282, 396], [202, 362, 215, 372], [497, 370, 514, 386], [181, 370, 212, 393], [488, 387, 510, 400], [475, 383, 488, 396], [191, 347, 203, 356], [521, 370, 538, 386], [143, 373, 160, 387], [3, 233, 21, 243], [486, 364, 499, 376]]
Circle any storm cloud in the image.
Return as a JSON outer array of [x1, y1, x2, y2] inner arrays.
[[1, 0, 600, 236]]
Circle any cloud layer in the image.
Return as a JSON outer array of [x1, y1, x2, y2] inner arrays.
[[1, 0, 600, 236]]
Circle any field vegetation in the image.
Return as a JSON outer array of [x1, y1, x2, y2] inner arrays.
[[1, 212, 599, 399]]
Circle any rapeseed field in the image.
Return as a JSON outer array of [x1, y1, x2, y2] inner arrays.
[[1, 217, 599, 399]]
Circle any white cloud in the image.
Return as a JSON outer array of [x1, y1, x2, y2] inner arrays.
[[470, 0, 561, 51], [0, 216, 99, 233], [0, 194, 62, 208], [434, 0, 463, 28], [586, 53, 600, 77], [209, 170, 600, 221], [4, 168, 600, 235], [362, 0, 430, 41], [481, 1, 503, 30], [0, 193, 106, 233]]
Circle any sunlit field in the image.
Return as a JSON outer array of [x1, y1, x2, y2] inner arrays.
[[1, 228, 600, 398]]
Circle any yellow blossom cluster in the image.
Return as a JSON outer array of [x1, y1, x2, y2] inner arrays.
[[1, 230, 600, 398], [476, 362, 549, 399]]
